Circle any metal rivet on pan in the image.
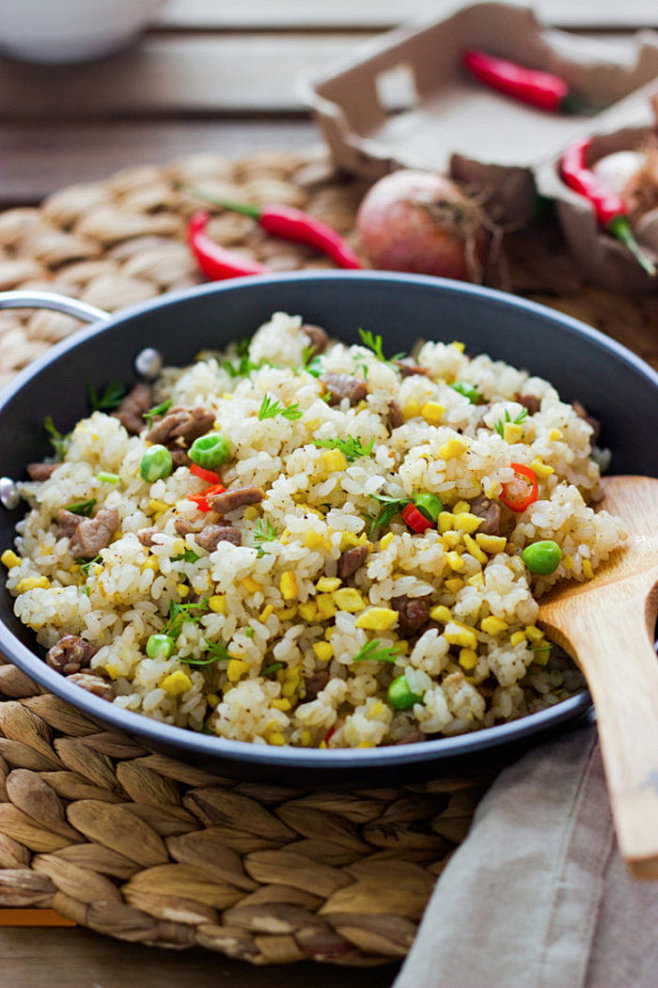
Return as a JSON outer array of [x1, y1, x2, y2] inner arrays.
[[135, 347, 162, 379], [0, 477, 20, 510]]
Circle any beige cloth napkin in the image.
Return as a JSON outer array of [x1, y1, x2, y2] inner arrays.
[[395, 725, 658, 988]]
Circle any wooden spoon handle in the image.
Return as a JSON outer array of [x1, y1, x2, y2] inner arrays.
[[546, 583, 658, 879]]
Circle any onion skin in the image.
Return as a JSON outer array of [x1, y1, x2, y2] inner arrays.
[[355, 169, 489, 282]]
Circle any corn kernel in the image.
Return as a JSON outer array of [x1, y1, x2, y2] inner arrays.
[[396, 640, 410, 655], [532, 645, 551, 666], [267, 731, 286, 745], [300, 730, 313, 746], [298, 602, 318, 621], [148, 499, 170, 518], [463, 533, 488, 565], [475, 533, 507, 554], [438, 511, 456, 533], [368, 700, 384, 719], [339, 531, 369, 550], [105, 665, 119, 680], [452, 500, 471, 515], [142, 556, 159, 572], [503, 422, 525, 443], [280, 570, 298, 600], [582, 558, 594, 579], [271, 697, 292, 711], [379, 532, 394, 551], [226, 659, 249, 682], [444, 577, 464, 594], [209, 594, 227, 614], [176, 583, 189, 598], [421, 401, 445, 425], [333, 587, 365, 612], [355, 607, 398, 631], [481, 616, 509, 635], [453, 512, 482, 534], [205, 693, 220, 707], [510, 631, 527, 646], [439, 438, 468, 460], [548, 429, 563, 441], [316, 576, 341, 593], [429, 604, 452, 624], [16, 576, 50, 593], [530, 457, 554, 479], [467, 571, 485, 587], [313, 641, 334, 662], [322, 449, 348, 473], [459, 648, 478, 670], [161, 670, 192, 696], [243, 505, 258, 520], [402, 400, 421, 420], [258, 604, 274, 622], [442, 531, 461, 549], [563, 554, 574, 570], [445, 550, 465, 572], [242, 577, 261, 595], [278, 605, 297, 621], [304, 530, 328, 551], [282, 679, 299, 698], [525, 625, 544, 642], [444, 620, 478, 649], [1, 549, 20, 569], [316, 594, 337, 620]]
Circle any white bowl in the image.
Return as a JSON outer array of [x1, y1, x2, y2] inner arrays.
[[0, 0, 168, 64]]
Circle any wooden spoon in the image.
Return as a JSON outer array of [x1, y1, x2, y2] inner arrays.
[[538, 475, 658, 880]]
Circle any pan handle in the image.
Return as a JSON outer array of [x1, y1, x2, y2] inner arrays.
[[0, 289, 109, 324]]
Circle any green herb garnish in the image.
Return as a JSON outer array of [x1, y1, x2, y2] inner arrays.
[[44, 416, 70, 459], [172, 548, 200, 563], [261, 661, 285, 677], [143, 398, 172, 427], [87, 380, 126, 413], [300, 344, 323, 378], [64, 498, 97, 517], [352, 640, 399, 664], [181, 639, 231, 666], [358, 328, 405, 365], [368, 493, 412, 536], [258, 395, 303, 421], [313, 436, 375, 462], [494, 407, 529, 438], [253, 519, 278, 557], [163, 598, 210, 640], [79, 554, 101, 575]]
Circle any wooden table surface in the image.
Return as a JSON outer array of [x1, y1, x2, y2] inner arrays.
[[1, 2, 656, 984]]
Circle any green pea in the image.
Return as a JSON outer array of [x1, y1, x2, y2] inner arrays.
[[414, 492, 443, 523], [387, 675, 424, 710], [522, 540, 562, 575], [189, 432, 231, 470], [146, 633, 175, 659], [451, 382, 481, 404], [140, 444, 173, 482]]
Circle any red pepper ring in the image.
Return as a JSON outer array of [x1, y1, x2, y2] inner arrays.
[[188, 482, 226, 513], [401, 502, 435, 534], [499, 463, 539, 513]]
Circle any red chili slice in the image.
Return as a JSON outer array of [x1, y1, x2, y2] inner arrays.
[[500, 463, 539, 512], [190, 464, 221, 485], [188, 482, 226, 512], [401, 502, 435, 533]]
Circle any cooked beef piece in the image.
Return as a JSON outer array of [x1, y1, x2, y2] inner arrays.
[[392, 358, 429, 378], [113, 382, 153, 435], [395, 729, 426, 745], [573, 400, 601, 443], [320, 372, 368, 407], [304, 669, 330, 701], [301, 323, 330, 356], [392, 595, 431, 638], [27, 462, 58, 481], [195, 524, 242, 551], [137, 527, 159, 548], [469, 494, 502, 536], [514, 392, 541, 415], [55, 509, 82, 540], [174, 517, 205, 537], [68, 507, 119, 560], [387, 399, 404, 431], [208, 486, 265, 516], [337, 545, 369, 580], [145, 406, 215, 447], [46, 634, 96, 675], [169, 447, 192, 468], [66, 672, 115, 702]]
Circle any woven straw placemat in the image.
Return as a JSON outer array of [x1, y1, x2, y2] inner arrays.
[[0, 146, 653, 964]]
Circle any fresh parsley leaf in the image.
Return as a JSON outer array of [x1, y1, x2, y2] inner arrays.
[[261, 661, 285, 677], [494, 407, 529, 438], [368, 493, 412, 536], [358, 328, 405, 364], [143, 398, 172, 427], [258, 395, 303, 421], [87, 379, 126, 413], [181, 639, 231, 666], [313, 436, 375, 462], [163, 598, 210, 640], [64, 498, 97, 517], [79, 554, 101, 575], [253, 519, 278, 556], [300, 344, 323, 378], [451, 382, 481, 405], [172, 548, 200, 563], [352, 639, 399, 664], [44, 416, 70, 459]]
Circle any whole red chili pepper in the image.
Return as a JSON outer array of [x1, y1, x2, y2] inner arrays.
[[462, 49, 591, 115], [187, 211, 270, 280], [187, 190, 362, 269], [561, 138, 656, 276]]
